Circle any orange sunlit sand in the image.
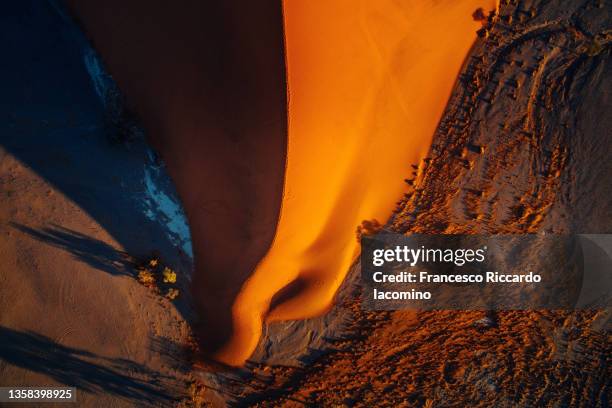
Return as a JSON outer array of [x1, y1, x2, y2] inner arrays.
[[215, 0, 499, 365]]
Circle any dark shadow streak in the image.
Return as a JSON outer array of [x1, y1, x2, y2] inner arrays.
[[149, 335, 193, 375], [0, 326, 181, 405], [10, 222, 133, 277]]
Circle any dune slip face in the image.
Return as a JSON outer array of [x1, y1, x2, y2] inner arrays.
[[224, 0, 499, 366], [66, 0, 498, 367]]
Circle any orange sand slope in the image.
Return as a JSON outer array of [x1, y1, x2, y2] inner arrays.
[[218, 0, 499, 365]]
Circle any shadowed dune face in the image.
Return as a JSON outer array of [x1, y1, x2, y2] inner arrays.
[[64, 0, 288, 363], [66, 0, 498, 366]]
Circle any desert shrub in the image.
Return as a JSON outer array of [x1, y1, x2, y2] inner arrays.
[[134, 255, 180, 301], [162, 267, 177, 284], [137, 269, 156, 287], [165, 288, 180, 300]]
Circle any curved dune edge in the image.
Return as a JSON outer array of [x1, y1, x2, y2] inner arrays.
[[64, 0, 499, 367], [62, 0, 289, 366], [225, 0, 612, 401], [215, 0, 500, 366]]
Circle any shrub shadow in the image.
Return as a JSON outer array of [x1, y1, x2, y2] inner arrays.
[[10, 222, 133, 277]]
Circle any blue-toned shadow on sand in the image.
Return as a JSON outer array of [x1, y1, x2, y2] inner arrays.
[[0, 1, 193, 272]]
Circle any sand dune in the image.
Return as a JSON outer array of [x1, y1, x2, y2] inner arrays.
[[1, 0, 608, 406], [227, 0, 499, 365], [64, 0, 288, 365], [66, 0, 498, 366], [225, 0, 611, 404]]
